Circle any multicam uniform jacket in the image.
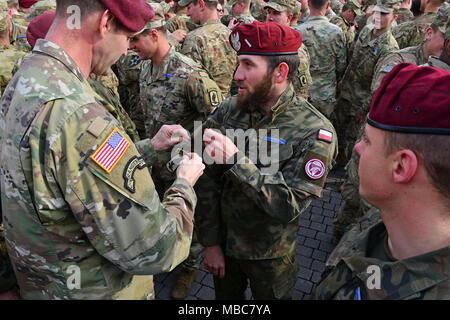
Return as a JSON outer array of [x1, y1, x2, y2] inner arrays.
[[312, 208, 450, 300], [195, 84, 337, 260], [0, 39, 197, 300]]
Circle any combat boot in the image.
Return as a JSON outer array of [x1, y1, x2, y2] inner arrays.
[[171, 268, 198, 300]]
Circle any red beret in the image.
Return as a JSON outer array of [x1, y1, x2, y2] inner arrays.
[[26, 10, 55, 49], [229, 21, 302, 56], [19, 0, 38, 9], [368, 63, 450, 135], [99, 0, 154, 33]]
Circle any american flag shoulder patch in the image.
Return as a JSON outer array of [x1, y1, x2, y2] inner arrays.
[[317, 129, 333, 143], [90, 128, 130, 174]]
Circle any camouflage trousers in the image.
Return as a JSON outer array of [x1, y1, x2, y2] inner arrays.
[[0, 224, 17, 293], [333, 147, 373, 242], [213, 250, 299, 300]]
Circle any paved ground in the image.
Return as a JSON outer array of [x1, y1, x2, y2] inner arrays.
[[154, 165, 346, 300]]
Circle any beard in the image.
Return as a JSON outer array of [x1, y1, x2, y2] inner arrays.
[[236, 74, 275, 114]]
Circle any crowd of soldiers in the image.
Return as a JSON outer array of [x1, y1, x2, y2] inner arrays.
[[0, 0, 449, 300]]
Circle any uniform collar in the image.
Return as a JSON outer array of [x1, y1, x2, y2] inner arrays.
[[32, 39, 84, 82], [427, 56, 450, 71], [341, 221, 450, 300], [306, 15, 329, 22], [202, 18, 221, 26], [150, 46, 176, 82]]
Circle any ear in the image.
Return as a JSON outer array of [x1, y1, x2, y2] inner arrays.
[[98, 9, 114, 38], [326, 1, 330, 10], [199, 0, 206, 9], [274, 62, 289, 83], [424, 26, 432, 41], [392, 149, 418, 184]]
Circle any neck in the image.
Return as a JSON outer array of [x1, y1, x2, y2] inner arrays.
[[379, 191, 450, 260], [262, 82, 289, 114], [45, 22, 92, 78], [200, 9, 219, 25], [424, 4, 440, 13], [373, 27, 389, 36], [151, 40, 171, 66], [309, 8, 326, 17]]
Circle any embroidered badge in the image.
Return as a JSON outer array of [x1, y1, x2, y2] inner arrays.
[[128, 55, 141, 67], [317, 129, 333, 143], [208, 89, 220, 106], [123, 156, 146, 193], [231, 32, 241, 51], [305, 159, 326, 180], [382, 65, 394, 73], [91, 128, 130, 174]]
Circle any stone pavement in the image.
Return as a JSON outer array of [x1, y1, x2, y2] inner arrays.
[[154, 165, 346, 300]]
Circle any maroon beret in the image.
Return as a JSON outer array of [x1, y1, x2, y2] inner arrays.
[[99, 0, 154, 33], [19, 0, 38, 9], [229, 21, 302, 56], [26, 10, 55, 49], [368, 63, 450, 135]]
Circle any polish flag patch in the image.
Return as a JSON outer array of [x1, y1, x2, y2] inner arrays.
[[317, 129, 333, 143], [91, 128, 130, 174]]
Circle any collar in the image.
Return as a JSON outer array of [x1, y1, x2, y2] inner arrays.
[[306, 15, 329, 22], [32, 39, 84, 82], [202, 18, 221, 26], [427, 56, 450, 71], [341, 221, 450, 300], [149, 46, 176, 82]]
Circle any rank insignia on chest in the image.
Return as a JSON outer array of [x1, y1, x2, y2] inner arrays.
[[91, 128, 130, 174]]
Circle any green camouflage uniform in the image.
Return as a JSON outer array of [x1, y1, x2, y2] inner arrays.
[[181, 18, 237, 97], [232, 12, 256, 24], [371, 43, 427, 93], [391, 11, 438, 49], [298, 8, 310, 25], [295, 16, 347, 118], [195, 84, 337, 299], [395, 7, 414, 25], [250, 0, 268, 22], [0, 39, 197, 300], [0, 44, 25, 96], [312, 207, 450, 300], [330, 14, 357, 60], [422, 55, 450, 70], [115, 50, 149, 139], [167, 14, 199, 33]]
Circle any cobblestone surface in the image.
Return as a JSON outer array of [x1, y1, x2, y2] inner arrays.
[[154, 166, 346, 300]]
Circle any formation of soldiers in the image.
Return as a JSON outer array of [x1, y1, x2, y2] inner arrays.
[[0, 0, 449, 300]]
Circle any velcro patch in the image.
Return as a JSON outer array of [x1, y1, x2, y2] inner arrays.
[[298, 151, 329, 187], [123, 156, 146, 193], [317, 129, 333, 143], [90, 128, 130, 174]]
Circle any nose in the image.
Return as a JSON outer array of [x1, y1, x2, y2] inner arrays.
[[354, 140, 363, 156], [234, 64, 245, 81]]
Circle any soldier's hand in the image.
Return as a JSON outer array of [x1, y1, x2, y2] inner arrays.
[[203, 129, 238, 164], [151, 125, 190, 152], [172, 29, 187, 43], [176, 152, 205, 186], [204, 245, 225, 279], [228, 18, 239, 30]]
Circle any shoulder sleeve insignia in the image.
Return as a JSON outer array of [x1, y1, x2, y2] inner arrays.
[[123, 156, 147, 193], [382, 64, 394, 73], [208, 88, 221, 107], [317, 129, 333, 143], [128, 55, 141, 67], [90, 128, 130, 174]]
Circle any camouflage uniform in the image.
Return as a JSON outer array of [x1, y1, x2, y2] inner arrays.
[[312, 207, 450, 300], [114, 50, 149, 139], [371, 43, 427, 93], [250, 0, 268, 22], [330, 14, 357, 59], [422, 55, 450, 70], [167, 14, 199, 33], [298, 8, 310, 25], [391, 12, 438, 49], [296, 16, 347, 118], [232, 12, 256, 25], [0, 44, 25, 96], [395, 7, 414, 25], [181, 18, 237, 97], [195, 84, 338, 299], [0, 39, 197, 300]]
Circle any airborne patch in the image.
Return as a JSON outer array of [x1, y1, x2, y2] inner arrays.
[[208, 89, 220, 106], [123, 156, 146, 193]]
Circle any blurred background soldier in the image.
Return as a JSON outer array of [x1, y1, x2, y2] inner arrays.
[[396, 0, 414, 24], [422, 17, 450, 68], [296, 0, 347, 119], [225, 0, 255, 29]]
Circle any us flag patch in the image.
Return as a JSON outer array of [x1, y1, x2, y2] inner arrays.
[[91, 128, 130, 173], [317, 129, 333, 143]]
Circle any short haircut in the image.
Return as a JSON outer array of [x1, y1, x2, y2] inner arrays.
[[192, 0, 218, 10], [266, 54, 300, 83], [384, 131, 450, 207], [309, 0, 329, 10], [56, 0, 106, 21]]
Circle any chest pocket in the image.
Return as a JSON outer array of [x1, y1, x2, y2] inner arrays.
[[75, 120, 154, 209]]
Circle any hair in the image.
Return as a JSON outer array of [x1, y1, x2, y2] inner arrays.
[[192, 0, 218, 10], [236, 0, 251, 7], [384, 131, 450, 206], [309, 0, 329, 10], [342, 3, 350, 11], [265, 54, 300, 83]]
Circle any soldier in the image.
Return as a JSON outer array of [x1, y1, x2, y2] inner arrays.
[[312, 63, 450, 300], [396, 0, 414, 24], [166, 0, 199, 32], [295, 0, 347, 118], [250, 0, 268, 22], [227, 0, 255, 29], [372, 5, 449, 90], [265, 0, 313, 99], [180, 0, 237, 97], [298, 0, 310, 24], [0, 11, 24, 96], [332, 0, 399, 241], [422, 9, 450, 69], [0, 0, 206, 300], [290, 1, 302, 26], [329, 0, 364, 60], [391, 0, 446, 49], [195, 21, 337, 300]]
